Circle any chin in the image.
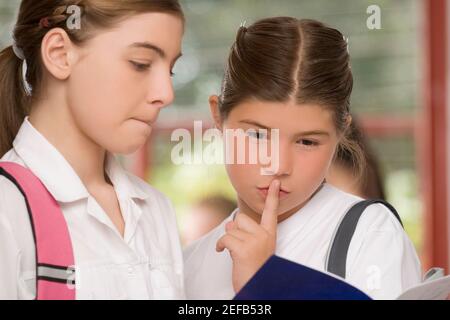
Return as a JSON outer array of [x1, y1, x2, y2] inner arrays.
[[124, 143, 145, 155], [106, 140, 145, 155], [244, 197, 266, 216], [253, 196, 300, 217]]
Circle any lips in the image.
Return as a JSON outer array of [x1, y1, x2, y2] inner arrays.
[[132, 118, 153, 127], [257, 186, 290, 199]]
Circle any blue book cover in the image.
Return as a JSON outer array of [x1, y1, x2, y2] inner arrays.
[[234, 255, 372, 300]]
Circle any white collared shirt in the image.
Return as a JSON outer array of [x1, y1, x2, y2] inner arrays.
[[184, 184, 422, 300], [0, 118, 185, 300]]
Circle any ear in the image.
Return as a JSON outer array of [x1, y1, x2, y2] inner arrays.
[[40, 28, 77, 81], [209, 95, 223, 131]]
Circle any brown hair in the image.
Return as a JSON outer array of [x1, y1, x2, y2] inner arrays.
[[334, 117, 386, 199], [218, 17, 365, 178], [0, 0, 184, 157]]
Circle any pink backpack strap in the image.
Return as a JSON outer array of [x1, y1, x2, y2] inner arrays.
[[0, 162, 76, 300]]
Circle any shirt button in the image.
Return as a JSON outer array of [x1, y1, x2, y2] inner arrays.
[[127, 266, 134, 274]]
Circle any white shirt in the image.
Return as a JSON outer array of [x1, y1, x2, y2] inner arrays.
[[0, 118, 185, 300], [184, 183, 422, 300]]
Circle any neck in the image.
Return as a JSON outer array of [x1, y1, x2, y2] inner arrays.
[[28, 97, 108, 188]]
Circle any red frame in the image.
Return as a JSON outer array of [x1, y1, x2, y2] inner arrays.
[[420, 0, 449, 272]]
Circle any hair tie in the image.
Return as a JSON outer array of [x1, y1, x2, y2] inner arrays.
[[12, 43, 25, 60], [39, 17, 51, 28], [12, 39, 32, 95], [21, 59, 33, 96], [239, 20, 248, 33], [343, 35, 349, 54]]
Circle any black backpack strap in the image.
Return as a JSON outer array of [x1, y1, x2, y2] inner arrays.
[[326, 199, 403, 279]]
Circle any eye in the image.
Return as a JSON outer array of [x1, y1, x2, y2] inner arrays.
[[297, 139, 319, 147], [130, 61, 151, 72], [247, 130, 268, 140]]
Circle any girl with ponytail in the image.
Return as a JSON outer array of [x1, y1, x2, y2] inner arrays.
[[0, 0, 185, 299], [184, 17, 422, 300]]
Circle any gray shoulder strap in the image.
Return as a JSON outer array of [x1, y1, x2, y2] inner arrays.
[[326, 200, 403, 279]]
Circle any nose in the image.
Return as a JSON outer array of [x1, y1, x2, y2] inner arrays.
[[275, 144, 293, 177], [147, 69, 175, 109]]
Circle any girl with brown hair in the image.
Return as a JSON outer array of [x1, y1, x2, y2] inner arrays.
[[184, 17, 422, 300], [0, 0, 185, 299]]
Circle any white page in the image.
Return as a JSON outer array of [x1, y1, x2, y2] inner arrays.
[[397, 275, 450, 300]]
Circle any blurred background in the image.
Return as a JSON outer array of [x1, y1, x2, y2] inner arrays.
[[1, 0, 448, 272]]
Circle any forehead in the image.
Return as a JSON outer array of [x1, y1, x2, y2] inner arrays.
[[87, 12, 183, 56], [226, 99, 336, 134]]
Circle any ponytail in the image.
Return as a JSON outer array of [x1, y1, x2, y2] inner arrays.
[[0, 46, 30, 157], [335, 120, 367, 183]]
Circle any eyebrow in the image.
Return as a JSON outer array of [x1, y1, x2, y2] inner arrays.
[[240, 119, 330, 137], [129, 42, 183, 64]]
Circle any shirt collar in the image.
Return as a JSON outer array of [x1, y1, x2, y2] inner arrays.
[[276, 182, 332, 238], [13, 117, 149, 203], [104, 152, 150, 201]]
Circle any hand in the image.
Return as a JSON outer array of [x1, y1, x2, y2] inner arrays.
[[216, 179, 280, 293]]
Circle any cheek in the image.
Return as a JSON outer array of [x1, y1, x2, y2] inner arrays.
[[225, 163, 256, 191], [226, 163, 266, 212], [67, 56, 151, 153], [69, 54, 146, 121], [69, 59, 125, 123], [295, 147, 336, 184]]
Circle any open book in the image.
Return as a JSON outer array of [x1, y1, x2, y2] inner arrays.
[[234, 255, 450, 300]]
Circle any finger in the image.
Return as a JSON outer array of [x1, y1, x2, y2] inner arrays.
[[216, 234, 243, 252], [226, 228, 251, 242], [234, 213, 261, 234], [225, 221, 237, 232], [260, 179, 280, 233]]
